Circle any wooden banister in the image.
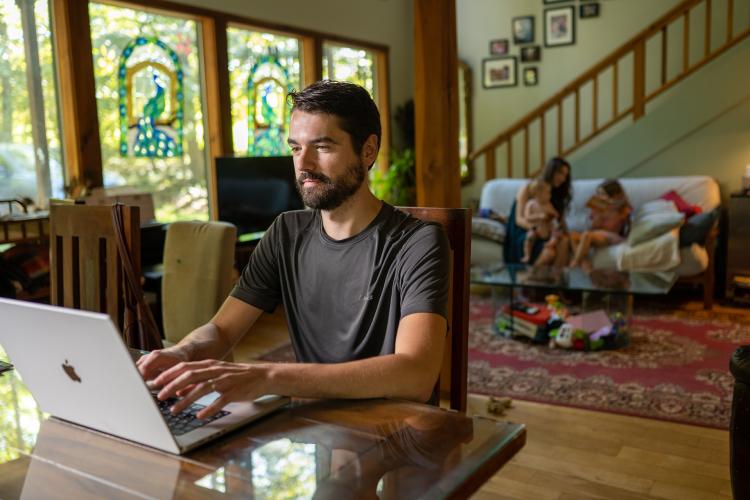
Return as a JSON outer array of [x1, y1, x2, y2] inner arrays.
[[469, 0, 750, 180]]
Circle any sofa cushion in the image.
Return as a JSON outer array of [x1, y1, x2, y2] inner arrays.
[[672, 243, 709, 276], [627, 201, 684, 246], [472, 217, 505, 243], [619, 229, 681, 272], [679, 209, 719, 247], [661, 190, 702, 219]]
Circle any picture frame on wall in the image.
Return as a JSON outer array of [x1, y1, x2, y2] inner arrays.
[[580, 2, 600, 19], [520, 45, 541, 63], [489, 39, 509, 55], [523, 67, 538, 86], [512, 16, 535, 44], [544, 6, 576, 47], [482, 57, 518, 89]]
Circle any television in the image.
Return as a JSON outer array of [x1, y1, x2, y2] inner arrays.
[[215, 156, 304, 238]]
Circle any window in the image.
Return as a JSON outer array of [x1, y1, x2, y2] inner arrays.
[[227, 27, 301, 156], [0, 0, 64, 208], [89, 2, 208, 221], [322, 42, 377, 99]]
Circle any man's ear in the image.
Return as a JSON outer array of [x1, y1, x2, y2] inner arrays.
[[361, 134, 379, 167]]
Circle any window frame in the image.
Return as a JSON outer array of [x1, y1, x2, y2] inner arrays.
[[51, 0, 391, 219]]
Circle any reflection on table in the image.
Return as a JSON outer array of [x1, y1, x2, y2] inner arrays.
[[0, 346, 525, 499]]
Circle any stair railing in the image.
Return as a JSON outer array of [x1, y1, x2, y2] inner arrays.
[[469, 0, 750, 180]]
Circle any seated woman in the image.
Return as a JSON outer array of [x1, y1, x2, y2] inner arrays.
[[504, 157, 572, 267], [570, 178, 632, 268]]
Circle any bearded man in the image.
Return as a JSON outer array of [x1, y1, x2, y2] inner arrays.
[[138, 80, 450, 418]]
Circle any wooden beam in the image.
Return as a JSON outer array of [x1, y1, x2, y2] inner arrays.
[[200, 17, 231, 219], [413, 0, 460, 208], [51, 0, 103, 190], [375, 49, 391, 173]]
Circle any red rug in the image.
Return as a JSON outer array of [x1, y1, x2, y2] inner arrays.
[[469, 296, 748, 429], [258, 296, 750, 429]]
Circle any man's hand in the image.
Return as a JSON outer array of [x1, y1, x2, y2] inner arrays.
[[151, 360, 270, 419], [137, 348, 189, 384]]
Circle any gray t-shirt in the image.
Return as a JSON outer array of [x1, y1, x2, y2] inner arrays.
[[231, 202, 450, 363]]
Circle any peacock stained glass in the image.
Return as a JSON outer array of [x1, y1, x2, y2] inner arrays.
[[226, 28, 300, 156], [118, 36, 184, 158], [247, 56, 293, 156]]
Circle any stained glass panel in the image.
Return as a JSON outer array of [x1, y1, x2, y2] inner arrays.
[[118, 36, 184, 158], [227, 27, 300, 156], [322, 43, 376, 99], [89, 3, 207, 221]]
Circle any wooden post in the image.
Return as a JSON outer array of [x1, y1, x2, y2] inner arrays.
[[201, 17, 231, 219], [413, 0, 460, 208], [51, 0, 103, 190], [633, 40, 646, 120]]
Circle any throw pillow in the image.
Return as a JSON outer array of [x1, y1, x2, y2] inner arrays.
[[679, 209, 719, 247], [660, 190, 702, 219], [627, 201, 683, 246], [471, 217, 505, 243]]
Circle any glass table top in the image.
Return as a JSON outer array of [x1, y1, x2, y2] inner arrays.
[[471, 263, 677, 295], [0, 345, 525, 499]]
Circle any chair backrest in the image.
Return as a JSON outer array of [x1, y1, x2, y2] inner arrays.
[[49, 203, 140, 332], [399, 207, 471, 412], [161, 221, 237, 346]]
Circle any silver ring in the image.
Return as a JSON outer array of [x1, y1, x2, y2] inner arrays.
[[210, 379, 217, 392]]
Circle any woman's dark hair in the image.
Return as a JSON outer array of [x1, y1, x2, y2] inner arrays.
[[542, 156, 572, 215], [288, 80, 381, 168]]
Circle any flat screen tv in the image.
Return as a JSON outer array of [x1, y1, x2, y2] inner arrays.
[[215, 156, 304, 238]]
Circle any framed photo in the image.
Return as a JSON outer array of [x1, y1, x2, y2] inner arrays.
[[580, 2, 600, 19], [520, 45, 541, 63], [512, 16, 535, 44], [544, 6, 576, 47], [489, 39, 509, 56], [523, 67, 538, 86], [482, 57, 518, 89]]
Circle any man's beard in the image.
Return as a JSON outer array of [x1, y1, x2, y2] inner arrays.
[[296, 161, 366, 210]]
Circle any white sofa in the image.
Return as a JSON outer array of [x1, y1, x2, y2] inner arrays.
[[473, 176, 721, 307]]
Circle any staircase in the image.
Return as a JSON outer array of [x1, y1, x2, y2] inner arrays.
[[469, 0, 750, 180]]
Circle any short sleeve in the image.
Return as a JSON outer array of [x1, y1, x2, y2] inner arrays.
[[398, 223, 450, 320], [230, 216, 282, 313]]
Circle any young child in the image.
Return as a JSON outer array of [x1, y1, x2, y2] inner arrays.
[[570, 178, 632, 268], [521, 178, 559, 264]]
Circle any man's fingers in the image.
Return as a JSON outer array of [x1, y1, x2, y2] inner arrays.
[[157, 364, 225, 400], [169, 381, 214, 415], [196, 394, 231, 420]]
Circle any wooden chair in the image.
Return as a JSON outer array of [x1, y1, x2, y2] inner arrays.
[[49, 203, 140, 336], [161, 220, 237, 352], [399, 207, 471, 412]]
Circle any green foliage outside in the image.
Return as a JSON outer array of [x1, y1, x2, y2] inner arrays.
[[369, 148, 416, 206]]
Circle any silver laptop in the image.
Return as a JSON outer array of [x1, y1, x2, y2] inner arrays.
[[0, 298, 289, 455]]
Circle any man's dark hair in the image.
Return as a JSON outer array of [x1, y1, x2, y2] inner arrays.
[[288, 80, 381, 167]]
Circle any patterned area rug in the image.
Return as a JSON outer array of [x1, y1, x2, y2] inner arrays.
[[469, 296, 749, 429], [258, 296, 750, 429]]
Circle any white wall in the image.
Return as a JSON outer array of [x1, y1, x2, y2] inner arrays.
[[572, 36, 750, 203], [457, 0, 683, 203], [171, 0, 415, 138]]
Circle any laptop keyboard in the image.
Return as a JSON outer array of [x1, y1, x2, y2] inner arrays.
[[154, 395, 230, 436]]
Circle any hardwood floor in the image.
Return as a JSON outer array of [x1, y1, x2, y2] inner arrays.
[[235, 304, 733, 500]]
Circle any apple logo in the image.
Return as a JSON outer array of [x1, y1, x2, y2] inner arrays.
[[62, 360, 82, 383]]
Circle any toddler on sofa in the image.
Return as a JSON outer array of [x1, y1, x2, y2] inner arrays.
[[521, 178, 560, 264], [570, 178, 632, 268]]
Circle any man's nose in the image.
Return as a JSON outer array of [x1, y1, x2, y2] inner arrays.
[[297, 146, 318, 171]]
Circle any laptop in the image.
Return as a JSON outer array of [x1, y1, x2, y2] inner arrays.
[[0, 298, 290, 455]]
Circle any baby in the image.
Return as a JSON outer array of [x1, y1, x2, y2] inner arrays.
[[521, 178, 559, 264], [570, 178, 632, 268]]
